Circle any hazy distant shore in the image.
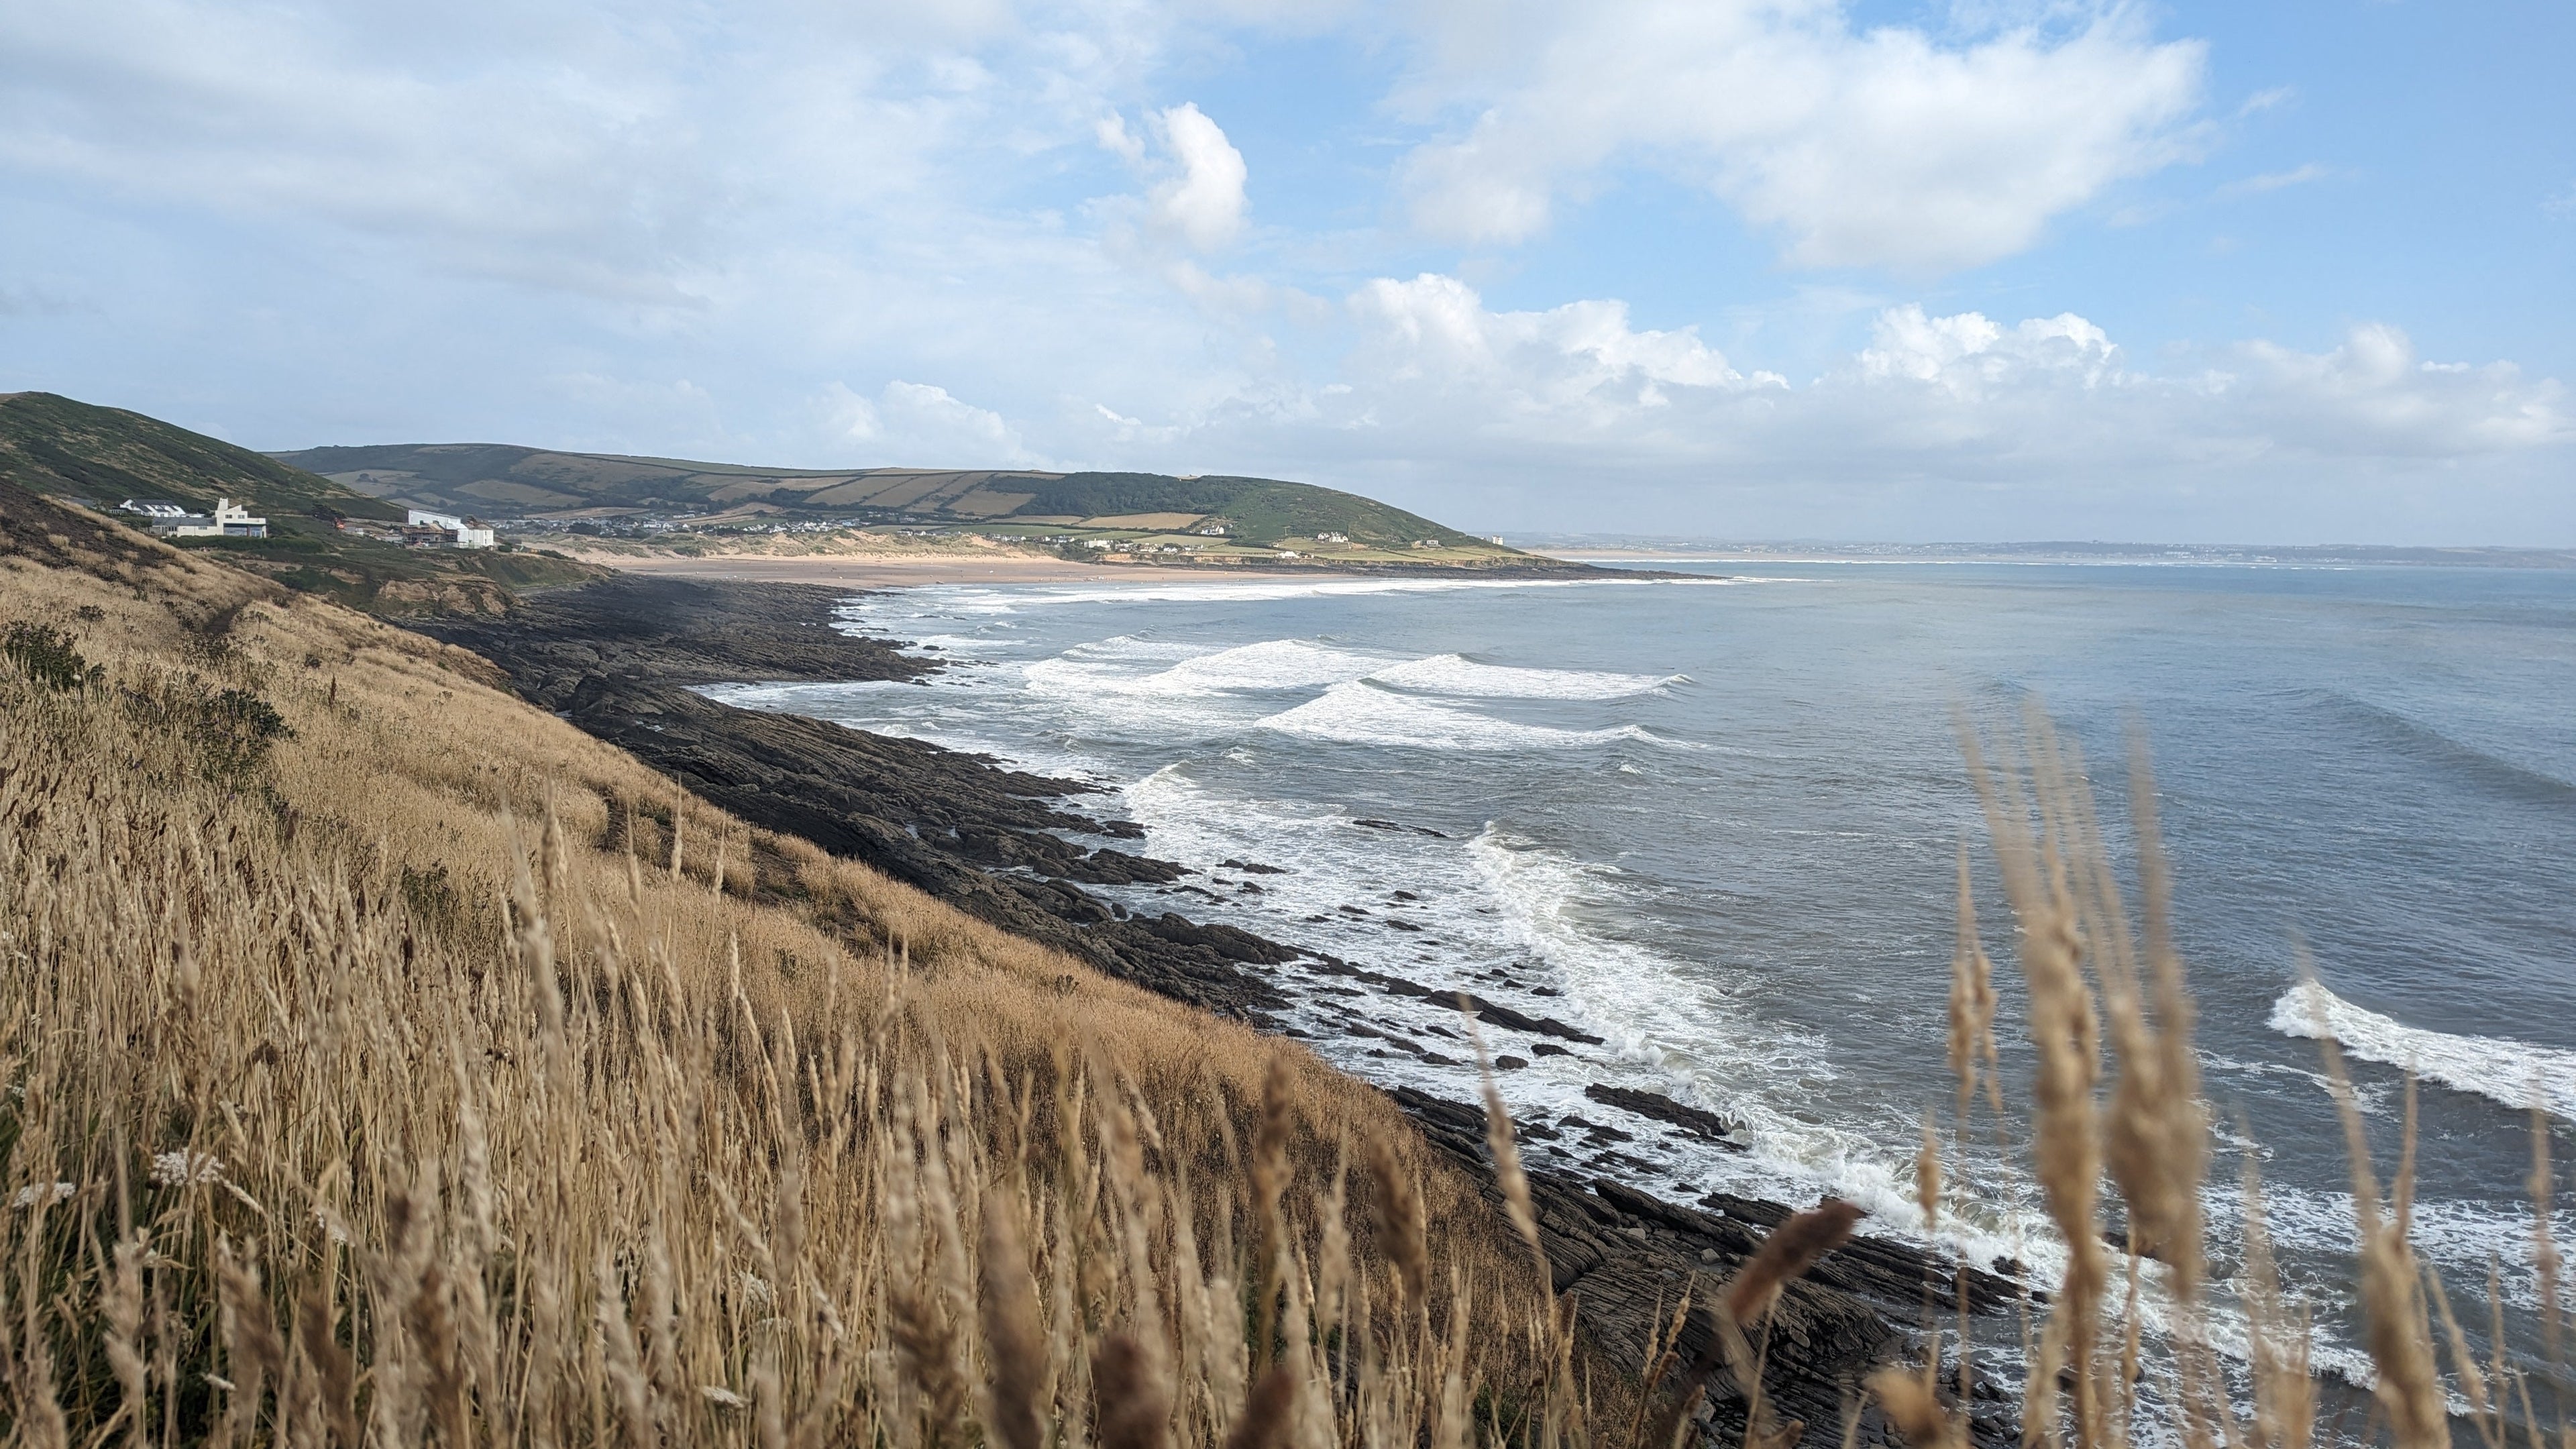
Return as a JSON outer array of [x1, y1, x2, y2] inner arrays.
[[1525, 540, 2576, 568]]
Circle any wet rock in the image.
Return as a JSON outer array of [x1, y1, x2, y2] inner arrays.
[[1531, 1042, 1571, 1057], [1447, 991, 1605, 1044], [1494, 1055, 1529, 1070], [1220, 858, 1287, 874], [1352, 818, 1448, 839], [1385, 1086, 2027, 1449], [1584, 1083, 1746, 1147]]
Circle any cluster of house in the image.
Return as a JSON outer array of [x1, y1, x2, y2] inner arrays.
[[398, 509, 496, 548], [115, 498, 496, 548], [119, 498, 268, 538], [327, 508, 496, 549]]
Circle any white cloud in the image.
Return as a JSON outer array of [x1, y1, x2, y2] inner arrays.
[[1075, 276, 2569, 539], [1147, 103, 1249, 251], [825, 379, 1038, 466], [1856, 305, 2116, 390], [0, 0, 1128, 299], [1324, 281, 2565, 472], [1345, 274, 1762, 425], [2237, 86, 2296, 117], [2216, 163, 2329, 199], [1095, 113, 1145, 164], [1395, 1, 2206, 271]]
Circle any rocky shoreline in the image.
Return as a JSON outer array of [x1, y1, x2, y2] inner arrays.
[[417, 574, 2031, 1447]]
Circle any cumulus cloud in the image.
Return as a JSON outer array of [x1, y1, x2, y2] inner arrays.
[[1143, 103, 1250, 250], [824, 379, 1039, 466], [1093, 276, 2569, 537], [1395, 1, 2206, 270], [1345, 274, 1766, 423]]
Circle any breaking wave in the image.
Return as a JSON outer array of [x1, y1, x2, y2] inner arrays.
[[1254, 682, 1664, 752], [1027, 639, 1387, 699], [2269, 979, 2576, 1119], [1366, 653, 1684, 700]]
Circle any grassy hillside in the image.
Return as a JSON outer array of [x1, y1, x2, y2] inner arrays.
[[0, 393, 601, 614], [0, 390, 403, 521], [0, 490, 1587, 1446], [273, 441, 1540, 561]]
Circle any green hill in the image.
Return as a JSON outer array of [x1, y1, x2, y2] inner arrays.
[[270, 443, 1522, 555], [0, 394, 599, 615], [0, 390, 407, 523]]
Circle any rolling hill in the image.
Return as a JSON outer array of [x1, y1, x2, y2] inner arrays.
[[270, 442, 1525, 556], [0, 393, 600, 614]]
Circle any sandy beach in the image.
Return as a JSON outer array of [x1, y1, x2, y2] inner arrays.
[[574, 550, 1291, 589]]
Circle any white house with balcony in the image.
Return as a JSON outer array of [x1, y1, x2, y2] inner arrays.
[[132, 498, 266, 539]]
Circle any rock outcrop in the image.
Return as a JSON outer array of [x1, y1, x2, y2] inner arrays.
[[1391, 1087, 2027, 1449]]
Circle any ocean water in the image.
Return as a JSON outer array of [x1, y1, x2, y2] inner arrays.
[[704, 561, 2576, 1382]]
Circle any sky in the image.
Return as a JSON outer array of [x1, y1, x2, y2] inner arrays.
[[2, 0, 2570, 543]]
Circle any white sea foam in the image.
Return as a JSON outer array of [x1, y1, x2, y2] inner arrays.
[[1366, 653, 1683, 700], [2269, 980, 2576, 1119], [1134, 639, 1387, 694], [1254, 682, 1659, 752], [2239, 1179, 2576, 1316]]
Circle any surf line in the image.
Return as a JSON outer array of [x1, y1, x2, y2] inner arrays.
[[2270, 979, 2576, 1120]]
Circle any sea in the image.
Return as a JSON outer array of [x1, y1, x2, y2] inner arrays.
[[702, 559, 2576, 1386]]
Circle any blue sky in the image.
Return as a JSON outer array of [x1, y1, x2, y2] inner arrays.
[[2, 0, 2569, 542]]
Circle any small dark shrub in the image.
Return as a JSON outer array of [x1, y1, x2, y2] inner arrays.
[[178, 629, 237, 669], [399, 863, 461, 932], [74, 604, 105, 622], [3, 621, 103, 692], [121, 672, 294, 786]]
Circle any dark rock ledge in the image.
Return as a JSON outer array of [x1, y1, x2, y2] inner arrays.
[[417, 575, 2029, 1447], [1391, 1087, 2027, 1449]]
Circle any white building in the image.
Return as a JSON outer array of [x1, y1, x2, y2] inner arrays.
[[407, 508, 497, 548], [145, 498, 267, 539]]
